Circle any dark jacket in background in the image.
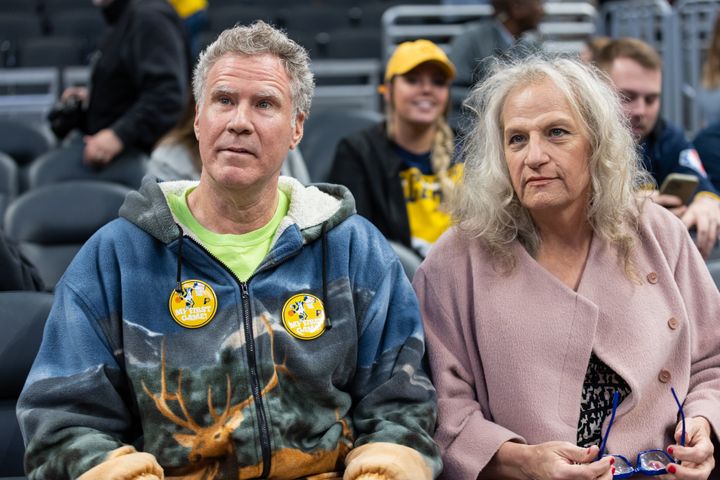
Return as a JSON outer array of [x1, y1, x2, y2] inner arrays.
[[0, 231, 44, 291], [449, 18, 541, 88], [86, 0, 189, 154], [640, 117, 719, 196], [692, 119, 720, 193], [328, 122, 412, 248]]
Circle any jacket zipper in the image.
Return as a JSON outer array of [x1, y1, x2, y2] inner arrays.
[[180, 236, 273, 478], [241, 281, 272, 478]]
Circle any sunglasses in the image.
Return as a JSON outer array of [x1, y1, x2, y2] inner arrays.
[[597, 387, 686, 478]]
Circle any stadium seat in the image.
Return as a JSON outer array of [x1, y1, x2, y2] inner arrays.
[[18, 36, 86, 68], [3, 181, 130, 289], [388, 240, 423, 281], [300, 109, 383, 182], [279, 6, 351, 34], [0, 290, 54, 477], [0, 13, 44, 68], [41, 0, 96, 15], [28, 141, 148, 190], [49, 10, 106, 56], [0, 153, 18, 221], [325, 28, 382, 59], [353, 3, 393, 28], [2, 0, 39, 15], [208, 6, 275, 35], [0, 119, 54, 167]]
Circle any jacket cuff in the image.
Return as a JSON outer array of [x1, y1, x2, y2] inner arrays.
[[343, 442, 432, 480], [440, 410, 525, 479], [684, 400, 720, 444]]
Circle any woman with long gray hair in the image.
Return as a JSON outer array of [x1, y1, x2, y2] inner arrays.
[[414, 56, 719, 479]]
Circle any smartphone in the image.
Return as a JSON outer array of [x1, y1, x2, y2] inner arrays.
[[659, 173, 699, 205]]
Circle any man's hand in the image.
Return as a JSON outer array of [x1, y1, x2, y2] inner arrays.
[[647, 190, 688, 218], [83, 128, 124, 165], [61, 86, 88, 103], [681, 194, 720, 259], [658, 416, 715, 480]]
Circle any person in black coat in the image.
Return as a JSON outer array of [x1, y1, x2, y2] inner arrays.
[[0, 230, 44, 291], [57, 0, 189, 166]]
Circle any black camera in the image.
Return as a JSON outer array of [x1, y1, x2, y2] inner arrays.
[[47, 95, 85, 140]]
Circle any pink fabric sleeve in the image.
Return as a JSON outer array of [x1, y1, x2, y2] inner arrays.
[[413, 268, 525, 479], [671, 229, 720, 438]]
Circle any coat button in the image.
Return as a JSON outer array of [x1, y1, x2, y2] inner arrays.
[[668, 317, 679, 330], [647, 272, 658, 284], [658, 369, 672, 383]]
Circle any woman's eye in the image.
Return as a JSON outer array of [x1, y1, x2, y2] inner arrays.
[[549, 128, 567, 137], [508, 134, 524, 144]]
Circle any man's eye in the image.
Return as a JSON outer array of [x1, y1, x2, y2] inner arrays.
[[218, 97, 232, 105], [257, 100, 271, 109]]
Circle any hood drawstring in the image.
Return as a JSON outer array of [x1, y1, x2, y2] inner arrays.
[[175, 229, 184, 294], [321, 221, 332, 330], [174, 223, 331, 328]]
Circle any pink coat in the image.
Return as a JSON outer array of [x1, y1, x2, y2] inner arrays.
[[414, 202, 720, 479]]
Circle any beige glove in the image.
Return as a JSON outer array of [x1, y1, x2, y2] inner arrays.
[[343, 442, 432, 480], [305, 473, 343, 479], [77, 445, 164, 480]]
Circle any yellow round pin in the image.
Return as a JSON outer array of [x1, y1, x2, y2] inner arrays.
[[281, 293, 326, 340], [168, 280, 217, 329]]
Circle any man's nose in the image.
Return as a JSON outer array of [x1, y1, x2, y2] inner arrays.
[[228, 105, 253, 134], [525, 134, 549, 168], [629, 97, 646, 118]]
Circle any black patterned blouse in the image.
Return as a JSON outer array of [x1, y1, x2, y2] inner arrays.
[[577, 352, 632, 448]]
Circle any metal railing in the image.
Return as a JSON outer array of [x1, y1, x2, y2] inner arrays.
[[381, 3, 597, 63]]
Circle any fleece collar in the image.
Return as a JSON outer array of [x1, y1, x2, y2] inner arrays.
[[119, 176, 355, 246]]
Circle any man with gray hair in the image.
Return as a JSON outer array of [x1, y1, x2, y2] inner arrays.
[[17, 21, 440, 480]]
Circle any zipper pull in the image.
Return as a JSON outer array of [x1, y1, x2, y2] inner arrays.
[[240, 282, 249, 299]]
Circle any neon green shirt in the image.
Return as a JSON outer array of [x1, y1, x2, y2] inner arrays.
[[167, 186, 289, 282]]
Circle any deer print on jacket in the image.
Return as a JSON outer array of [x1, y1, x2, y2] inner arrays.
[[142, 314, 353, 479]]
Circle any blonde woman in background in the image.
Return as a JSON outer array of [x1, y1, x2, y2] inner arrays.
[[328, 40, 461, 257]]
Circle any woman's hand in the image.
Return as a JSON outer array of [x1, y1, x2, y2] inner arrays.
[[524, 443, 614, 480], [660, 416, 715, 480], [480, 442, 614, 480]]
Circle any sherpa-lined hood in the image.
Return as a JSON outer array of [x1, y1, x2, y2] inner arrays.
[[119, 176, 356, 246]]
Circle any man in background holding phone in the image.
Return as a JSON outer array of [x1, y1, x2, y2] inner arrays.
[[597, 37, 720, 258]]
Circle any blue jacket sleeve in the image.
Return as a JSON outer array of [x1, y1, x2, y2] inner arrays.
[[348, 231, 441, 477], [16, 241, 136, 479]]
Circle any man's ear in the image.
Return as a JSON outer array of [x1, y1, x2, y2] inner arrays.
[[290, 112, 305, 149], [193, 101, 201, 140]]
